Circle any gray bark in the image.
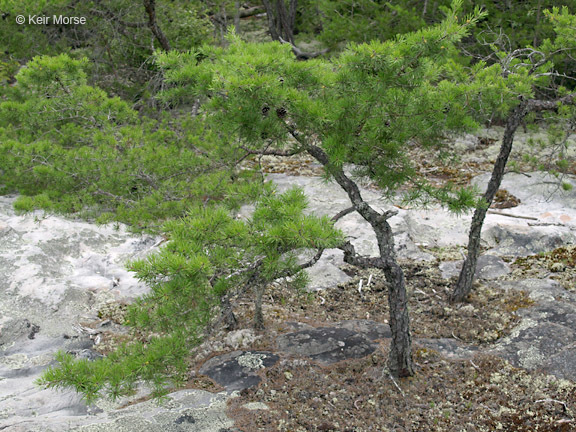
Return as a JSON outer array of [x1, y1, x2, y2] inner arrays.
[[234, 0, 241, 34], [306, 145, 413, 377], [451, 101, 527, 303], [143, 0, 171, 51], [253, 282, 265, 330], [451, 93, 576, 303], [262, 0, 297, 44]]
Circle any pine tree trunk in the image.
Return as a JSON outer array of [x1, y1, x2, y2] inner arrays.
[[451, 102, 527, 303], [234, 0, 241, 34], [143, 0, 171, 51], [253, 283, 265, 330], [261, 0, 297, 43], [422, 0, 429, 18], [221, 295, 238, 330], [305, 144, 413, 377], [378, 221, 413, 377]]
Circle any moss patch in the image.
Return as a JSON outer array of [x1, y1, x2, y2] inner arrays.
[[508, 245, 576, 292]]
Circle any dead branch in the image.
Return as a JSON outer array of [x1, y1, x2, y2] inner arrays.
[[278, 36, 330, 60], [487, 210, 539, 220]]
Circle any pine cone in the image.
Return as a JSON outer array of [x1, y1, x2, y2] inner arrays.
[[276, 107, 287, 119]]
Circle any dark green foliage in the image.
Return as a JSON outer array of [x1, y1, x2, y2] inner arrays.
[[0, 54, 262, 230], [37, 333, 190, 403], [0, 0, 213, 101], [37, 188, 343, 400], [160, 7, 490, 208], [128, 187, 343, 331], [316, 0, 430, 49]]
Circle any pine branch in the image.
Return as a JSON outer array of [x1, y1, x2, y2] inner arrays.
[[526, 92, 576, 112]]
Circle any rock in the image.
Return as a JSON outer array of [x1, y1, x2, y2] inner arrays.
[[223, 329, 260, 350], [68, 349, 104, 361], [394, 232, 435, 261], [491, 321, 575, 372], [199, 351, 279, 391], [414, 338, 479, 360], [453, 133, 480, 151], [303, 249, 351, 291], [483, 224, 571, 256], [276, 327, 378, 365], [69, 390, 235, 432], [0, 195, 163, 432], [0, 318, 41, 347], [337, 319, 391, 341], [439, 254, 510, 280], [518, 301, 576, 333], [497, 278, 570, 303], [541, 345, 576, 381], [487, 277, 576, 381], [401, 211, 470, 248], [472, 172, 576, 210], [468, 171, 576, 257]]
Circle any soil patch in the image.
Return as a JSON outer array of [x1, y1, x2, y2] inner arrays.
[[228, 352, 575, 431]]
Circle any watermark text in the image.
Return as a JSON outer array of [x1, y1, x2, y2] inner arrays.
[[16, 15, 87, 25]]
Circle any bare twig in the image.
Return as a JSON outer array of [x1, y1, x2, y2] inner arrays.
[[487, 210, 539, 221], [332, 206, 355, 222], [534, 398, 568, 412], [388, 373, 406, 397]]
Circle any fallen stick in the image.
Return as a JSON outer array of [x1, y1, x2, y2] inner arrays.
[[487, 210, 539, 221]]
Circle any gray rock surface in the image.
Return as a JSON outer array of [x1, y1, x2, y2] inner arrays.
[[276, 326, 378, 364], [488, 279, 576, 381], [270, 170, 576, 290], [199, 351, 279, 391], [0, 196, 236, 432], [439, 254, 511, 280], [483, 224, 572, 256], [199, 322, 389, 392], [415, 338, 479, 360], [337, 319, 391, 341], [69, 390, 235, 432]]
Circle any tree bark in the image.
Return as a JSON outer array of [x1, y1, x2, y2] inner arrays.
[[271, 121, 413, 376], [234, 0, 241, 34], [451, 93, 575, 303], [220, 295, 238, 330], [253, 282, 265, 330], [261, 0, 297, 44], [422, 0, 429, 18], [306, 144, 413, 377], [451, 102, 527, 303], [143, 0, 171, 51]]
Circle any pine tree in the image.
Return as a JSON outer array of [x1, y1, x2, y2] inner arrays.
[[157, 0, 489, 376], [451, 6, 576, 302], [9, 56, 343, 401]]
